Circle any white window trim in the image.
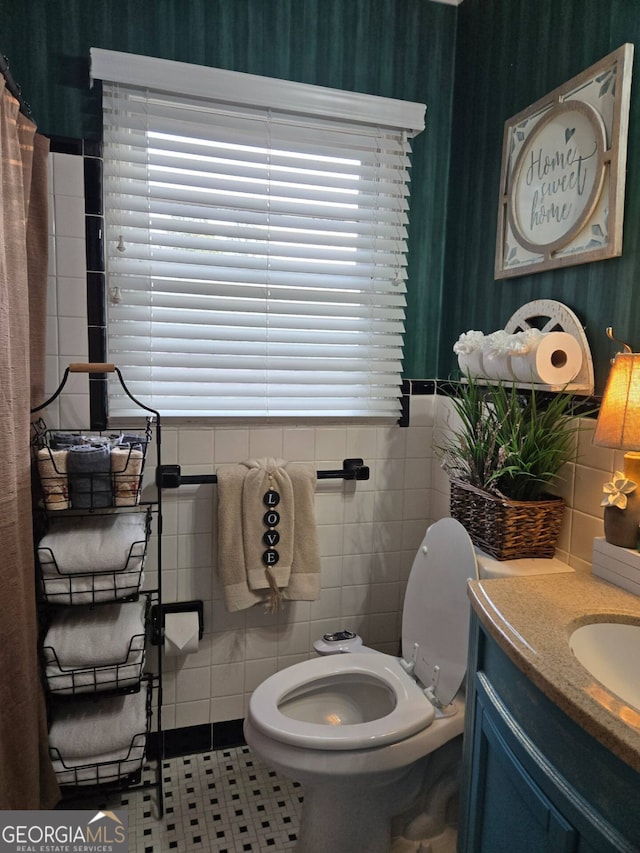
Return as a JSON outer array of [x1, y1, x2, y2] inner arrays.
[[90, 48, 425, 135]]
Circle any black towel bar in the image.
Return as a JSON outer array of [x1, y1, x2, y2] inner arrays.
[[156, 458, 369, 489]]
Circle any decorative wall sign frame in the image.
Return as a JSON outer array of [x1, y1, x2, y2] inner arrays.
[[495, 44, 634, 280]]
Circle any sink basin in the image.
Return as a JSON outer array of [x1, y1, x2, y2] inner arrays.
[[570, 622, 640, 711]]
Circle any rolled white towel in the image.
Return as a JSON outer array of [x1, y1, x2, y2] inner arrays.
[[38, 512, 148, 575], [45, 655, 144, 694], [43, 599, 146, 667], [51, 743, 146, 786], [67, 443, 112, 509], [40, 569, 145, 606], [48, 681, 148, 760], [111, 446, 144, 506], [37, 448, 69, 510]]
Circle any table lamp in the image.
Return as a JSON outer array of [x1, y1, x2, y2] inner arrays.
[[594, 349, 640, 548]]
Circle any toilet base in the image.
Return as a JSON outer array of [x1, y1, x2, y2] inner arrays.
[[244, 694, 466, 853], [391, 736, 462, 853], [295, 759, 426, 853], [392, 825, 457, 853]]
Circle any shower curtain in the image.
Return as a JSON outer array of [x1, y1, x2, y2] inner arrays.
[[0, 79, 59, 808]]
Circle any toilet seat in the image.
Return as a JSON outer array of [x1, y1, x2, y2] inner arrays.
[[248, 652, 436, 751], [402, 518, 478, 707], [247, 519, 477, 757]]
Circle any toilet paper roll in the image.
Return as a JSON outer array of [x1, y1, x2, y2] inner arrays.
[[164, 611, 200, 656], [481, 349, 516, 381], [457, 349, 485, 378], [510, 332, 582, 385]]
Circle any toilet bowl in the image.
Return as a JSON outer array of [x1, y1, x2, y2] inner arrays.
[[243, 517, 573, 853], [250, 653, 436, 751]]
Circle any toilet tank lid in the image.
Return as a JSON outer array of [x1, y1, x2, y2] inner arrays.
[[475, 548, 574, 578]]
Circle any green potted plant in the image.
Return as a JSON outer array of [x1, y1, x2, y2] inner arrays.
[[437, 376, 585, 560]]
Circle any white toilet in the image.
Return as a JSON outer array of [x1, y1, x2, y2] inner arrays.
[[243, 517, 573, 853]]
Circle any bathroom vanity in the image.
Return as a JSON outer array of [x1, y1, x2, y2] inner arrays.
[[458, 573, 640, 852]]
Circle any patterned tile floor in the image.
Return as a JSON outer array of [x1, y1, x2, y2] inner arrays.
[[61, 745, 303, 852]]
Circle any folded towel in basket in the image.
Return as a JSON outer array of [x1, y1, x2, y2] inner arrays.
[[40, 570, 145, 606], [37, 448, 69, 510], [67, 443, 112, 508], [49, 681, 148, 760], [43, 598, 146, 667], [51, 743, 145, 787], [37, 513, 148, 574], [52, 745, 146, 786], [48, 432, 84, 449], [114, 433, 147, 447], [111, 446, 144, 506], [45, 654, 144, 694]]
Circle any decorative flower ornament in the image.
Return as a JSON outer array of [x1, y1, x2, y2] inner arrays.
[[453, 330, 485, 355], [601, 472, 638, 509]]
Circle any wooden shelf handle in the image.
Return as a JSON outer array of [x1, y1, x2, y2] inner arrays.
[[68, 362, 116, 373]]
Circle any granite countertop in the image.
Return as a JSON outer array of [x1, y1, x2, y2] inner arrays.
[[467, 572, 640, 772]]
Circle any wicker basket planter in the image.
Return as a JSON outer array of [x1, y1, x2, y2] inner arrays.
[[449, 478, 564, 561]]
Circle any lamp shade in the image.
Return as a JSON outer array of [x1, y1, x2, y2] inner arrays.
[[594, 352, 640, 449]]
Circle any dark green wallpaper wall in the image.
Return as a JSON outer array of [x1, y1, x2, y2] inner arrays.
[[8, 0, 632, 390], [443, 0, 640, 392], [1, 0, 457, 381]]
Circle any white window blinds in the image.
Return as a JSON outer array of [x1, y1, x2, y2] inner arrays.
[[92, 49, 425, 419]]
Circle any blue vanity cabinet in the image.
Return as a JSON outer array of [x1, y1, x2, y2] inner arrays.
[[458, 612, 640, 853]]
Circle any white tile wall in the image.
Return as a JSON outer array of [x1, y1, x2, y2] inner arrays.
[[45, 152, 614, 732], [46, 152, 88, 428]]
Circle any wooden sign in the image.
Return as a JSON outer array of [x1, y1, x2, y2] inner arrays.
[[495, 44, 633, 279]]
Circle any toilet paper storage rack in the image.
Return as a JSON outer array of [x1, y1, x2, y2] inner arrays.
[[465, 298, 595, 395]]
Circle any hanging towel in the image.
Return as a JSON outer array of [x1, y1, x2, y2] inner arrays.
[[67, 443, 112, 508], [216, 464, 265, 612], [242, 458, 295, 601], [216, 459, 320, 611], [37, 447, 69, 510], [283, 462, 321, 601]]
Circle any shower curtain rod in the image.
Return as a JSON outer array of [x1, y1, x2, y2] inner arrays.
[[0, 53, 32, 118]]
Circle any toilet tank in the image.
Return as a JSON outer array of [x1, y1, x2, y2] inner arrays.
[[475, 548, 574, 580]]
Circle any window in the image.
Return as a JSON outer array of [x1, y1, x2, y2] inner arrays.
[[91, 49, 425, 419]]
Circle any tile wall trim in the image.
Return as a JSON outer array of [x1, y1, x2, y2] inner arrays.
[[148, 720, 246, 760]]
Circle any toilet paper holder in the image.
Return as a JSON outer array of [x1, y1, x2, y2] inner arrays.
[[457, 298, 595, 395], [150, 600, 204, 646]]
